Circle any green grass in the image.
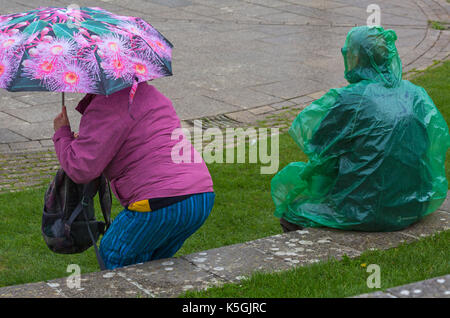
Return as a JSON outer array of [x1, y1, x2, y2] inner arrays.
[[428, 20, 447, 30], [0, 188, 116, 286], [182, 231, 450, 298], [0, 61, 449, 291]]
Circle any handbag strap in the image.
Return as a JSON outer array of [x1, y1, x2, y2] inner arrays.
[[64, 201, 83, 239], [98, 176, 112, 230], [81, 202, 106, 271], [81, 181, 107, 271]]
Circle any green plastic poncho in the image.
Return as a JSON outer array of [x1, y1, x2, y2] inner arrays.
[[271, 26, 450, 232]]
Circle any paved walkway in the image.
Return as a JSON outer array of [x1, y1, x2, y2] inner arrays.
[[0, 192, 448, 298], [0, 0, 449, 153]]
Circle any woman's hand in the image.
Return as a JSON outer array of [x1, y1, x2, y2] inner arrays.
[[54, 106, 70, 132]]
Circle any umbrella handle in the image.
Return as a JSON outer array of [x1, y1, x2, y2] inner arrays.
[[61, 92, 65, 107]]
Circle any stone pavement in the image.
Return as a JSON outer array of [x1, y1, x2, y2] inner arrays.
[[0, 0, 449, 153], [0, 192, 448, 298]]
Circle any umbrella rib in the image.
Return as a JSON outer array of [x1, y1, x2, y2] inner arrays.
[[6, 47, 28, 92], [135, 35, 172, 76], [93, 51, 108, 95]]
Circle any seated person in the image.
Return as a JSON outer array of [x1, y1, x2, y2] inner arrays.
[[271, 26, 450, 232]]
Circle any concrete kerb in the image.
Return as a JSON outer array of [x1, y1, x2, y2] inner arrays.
[[354, 274, 450, 298]]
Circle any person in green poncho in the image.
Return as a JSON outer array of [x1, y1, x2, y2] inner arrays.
[[271, 26, 450, 232]]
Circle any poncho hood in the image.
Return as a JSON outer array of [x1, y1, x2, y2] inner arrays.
[[342, 26, 402, 87]]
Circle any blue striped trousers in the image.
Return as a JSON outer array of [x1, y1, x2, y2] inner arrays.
[[99, 192, 215, 270]]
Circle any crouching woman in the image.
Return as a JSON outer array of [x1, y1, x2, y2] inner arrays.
[[53, 82, 214, 269]]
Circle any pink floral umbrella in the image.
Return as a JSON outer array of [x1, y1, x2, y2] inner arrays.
[[0, 6, 173, 105]]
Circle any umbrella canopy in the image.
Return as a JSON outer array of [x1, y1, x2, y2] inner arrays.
[[0, 7, 173, 97]]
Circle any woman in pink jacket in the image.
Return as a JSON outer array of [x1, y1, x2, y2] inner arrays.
[[53, 82, 214, 270]]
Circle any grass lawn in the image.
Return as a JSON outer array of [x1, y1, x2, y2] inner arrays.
[[0, 61, 449, 293]]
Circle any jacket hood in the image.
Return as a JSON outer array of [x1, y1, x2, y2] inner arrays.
[[342, 26, 402, 87], [75, 82, 148, 116], [76, 93, 96, 115]]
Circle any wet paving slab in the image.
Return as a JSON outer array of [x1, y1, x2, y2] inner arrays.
[[355, 274, 450, 298], [113, 257, 226, 298], [182, 243, 292, 283], [307, 228, 417, 252], [245, 230, 361, 268], [0, 281, 61, 298], [400, 211, 450, 239], [385, 275, 450, 298], [311, 210, 450, 252], [43, 269, 151, 298]]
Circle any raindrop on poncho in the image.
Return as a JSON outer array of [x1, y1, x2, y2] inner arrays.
[[271, 26, 450, 232]]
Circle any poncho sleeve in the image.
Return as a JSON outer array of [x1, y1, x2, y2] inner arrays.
[[289, 87, 357, 160], [413, 85, 450, 213]]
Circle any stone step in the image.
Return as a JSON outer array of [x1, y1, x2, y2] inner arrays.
[[354, 274, 450, 298]]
